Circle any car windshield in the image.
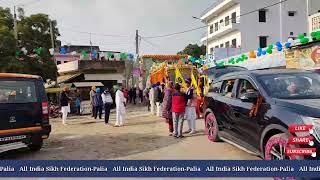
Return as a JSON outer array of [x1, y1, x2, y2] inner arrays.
[[0, 80, 37, 104], [258, 72, 320, 99]]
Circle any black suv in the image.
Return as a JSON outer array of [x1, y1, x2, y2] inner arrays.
[[0, 73, 51, 153], [204, 69, 320, 160]]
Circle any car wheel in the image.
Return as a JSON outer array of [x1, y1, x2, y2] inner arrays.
[[265, 133, 302, 180], [265, 133, 302, 160], [28, 136, 43, 151], [205, 112, 219, 142]]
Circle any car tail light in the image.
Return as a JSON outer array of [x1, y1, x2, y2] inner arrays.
[[42, 102, 48, 115], [42, 102, 49, 124]]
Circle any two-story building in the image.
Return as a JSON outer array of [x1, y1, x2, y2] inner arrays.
[[201, 0, 320, 53]]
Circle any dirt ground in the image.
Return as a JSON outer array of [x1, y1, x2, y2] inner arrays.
[[0, 105, 261, 160]]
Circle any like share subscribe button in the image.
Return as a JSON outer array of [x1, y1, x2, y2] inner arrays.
[[286, 124, 317, 158]]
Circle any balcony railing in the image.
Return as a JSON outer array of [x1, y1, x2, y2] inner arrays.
[[202, 17, 240, 40]]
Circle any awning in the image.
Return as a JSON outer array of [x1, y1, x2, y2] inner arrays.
[[57, 73, 82, 84], [45, 88, 63, 93], [84, 74, 124, 81], [73, 82, 104, 88]]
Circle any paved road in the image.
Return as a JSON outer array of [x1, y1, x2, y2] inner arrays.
[[0, 105, 260, 160]]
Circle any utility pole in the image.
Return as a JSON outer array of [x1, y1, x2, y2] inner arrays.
[[50, 20, 55, 50], [13, 6, 18, 40], [135, 30, 139, 55], [134, 30, 139, 88]]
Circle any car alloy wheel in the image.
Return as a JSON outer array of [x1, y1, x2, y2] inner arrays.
[[265, 133, 302, 160], [265, 133, 299, 180], [205, 112, 218, 142]]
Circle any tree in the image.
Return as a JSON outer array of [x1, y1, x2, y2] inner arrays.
[[177, 44, 206, 59], [18, 13, 60, 51], [0, 7, 14, 30], [0, 6, 59, 80]]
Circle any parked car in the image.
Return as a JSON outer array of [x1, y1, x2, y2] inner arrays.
[[0, 73, 51, 153], [204, 69, 320, 160]]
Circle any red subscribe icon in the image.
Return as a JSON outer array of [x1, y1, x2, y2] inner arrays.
[[288, 124, 313, 133], [285, 148, 316, 157]]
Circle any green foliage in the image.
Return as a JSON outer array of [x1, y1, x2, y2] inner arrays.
[[177, 44, 206, 59], [0, 7, 60, 81], [0, 7, 14, 30]]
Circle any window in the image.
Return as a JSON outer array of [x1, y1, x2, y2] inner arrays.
[[225, 16, 230, 26], [231, 12, 236, 23], [210, 48, 214, 54], [211, 81, 222, 93], [225, 41, 230, 48], [232, 39, 237, 48], [215, 45, 219, 48], [220, 79, 236, 98], [0, 81, 37, 104], [259, 10, 266, 22], [57, 61, 61, 65], [259, 36, 267, 48], [259, 73, 320, 99], [288, 11, 296, 17], [215, 22, 218, 31], [236, 79, 257, 99], [290, 32, 294, 36], [220, 44, 224, 48], [210, 25, 213, 34]]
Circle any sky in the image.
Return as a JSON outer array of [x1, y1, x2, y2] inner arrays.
[[0, 0, 214, 54]]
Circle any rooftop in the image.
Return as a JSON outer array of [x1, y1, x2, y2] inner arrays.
[[201, 0, 238, 21]]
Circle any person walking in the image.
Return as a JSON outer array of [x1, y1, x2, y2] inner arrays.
[[93, 88, 103, 120], [123, 88, 128, 104], [184, 79, 197, 134], [155, 83, 162, 117], [149, 85, 155, 115], [115, 85, 126, 127], [162, 81, 174, 136], [75, 95, 81, 115], [139, 89, 143, 104], [132, 87, 137, 104], [172, 83, 186, 138], [143, 87, 150, 111], [90, 86, 96, 117], [102, 88, 113, 125], [136, 87, 140, 103], [60, 86, 71, 125]]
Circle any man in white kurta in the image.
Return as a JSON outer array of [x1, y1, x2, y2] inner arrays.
[[149, 86, 155, 115], [115, 86, 126, 126]]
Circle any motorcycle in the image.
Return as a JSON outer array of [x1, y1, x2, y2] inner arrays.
[[49, 102, 61, 118]]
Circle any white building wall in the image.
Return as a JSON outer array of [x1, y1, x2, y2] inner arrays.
[[205, 4, 241, 53], [309, 0, 320, 16], [202, 0, 320, 54]]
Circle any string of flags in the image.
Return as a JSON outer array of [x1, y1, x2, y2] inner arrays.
[[214, 30, 320, 67], [15, 46, 136, 61]]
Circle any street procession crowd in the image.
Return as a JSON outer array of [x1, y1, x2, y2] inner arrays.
[[58, 78, 199, 138]]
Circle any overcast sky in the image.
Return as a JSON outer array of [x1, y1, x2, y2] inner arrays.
[[0, 0, 214, 54]]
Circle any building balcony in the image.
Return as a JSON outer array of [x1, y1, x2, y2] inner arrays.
[[201, 20, 240, 43], [201, 0, 239, 21]]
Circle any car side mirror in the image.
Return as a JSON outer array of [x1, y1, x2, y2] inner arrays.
[[240, 91, 259, 103]]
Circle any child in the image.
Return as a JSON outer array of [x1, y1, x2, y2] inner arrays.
[[75, 96, 81, 115]]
